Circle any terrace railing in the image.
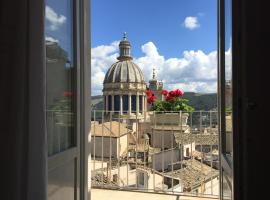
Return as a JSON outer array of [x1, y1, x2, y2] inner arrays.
[[90, 110, 226, 198]]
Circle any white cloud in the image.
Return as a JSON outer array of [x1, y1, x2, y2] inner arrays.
[[45, 36, 59, 43], [46, 6, 66, 31], [91, 41, 119, 95], [91, 41, 231, 95], [183, 16, 200, 30], [225, 46, 232, 80]]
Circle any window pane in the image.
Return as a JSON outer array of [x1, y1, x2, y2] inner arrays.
[[224, 0, 233, 162], [222, 170, 232, 200], [45, 0, 75, 156]]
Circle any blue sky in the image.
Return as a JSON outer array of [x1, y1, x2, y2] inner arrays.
[[45, 0, 231, 95], [45, 0, 73, 63], [91, 0, 217, 58]]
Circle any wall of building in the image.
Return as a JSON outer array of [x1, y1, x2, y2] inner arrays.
[[183, 142, 196, 157], [147, 172, 163, 190], [151, 131, 177, 149], [151, 149, 180, 171], [109, 165, 137, 187], [196, 176, 219, 196], [91, 137, 117, 159], [118, 134, 128, 157], [90, 160, 108, 171]]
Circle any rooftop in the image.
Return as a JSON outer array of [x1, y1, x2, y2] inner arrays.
[[162, 159, 219, 191], [174, 133, 219, 145], [91, 121, 132, 137]]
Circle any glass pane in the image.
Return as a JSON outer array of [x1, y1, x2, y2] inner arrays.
[[224, 0, 233, 163], [222, 170, 232, 200], [45, 0, 75, 156]]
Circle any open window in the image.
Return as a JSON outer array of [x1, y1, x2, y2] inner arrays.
[[218, 0, 233, 199], [45, 0, 90, 199]]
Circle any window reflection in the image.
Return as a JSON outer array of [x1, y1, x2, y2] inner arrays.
[[45, 0, 75, 156], [224, 0, 233, 161], [222, 171, 232, 200]]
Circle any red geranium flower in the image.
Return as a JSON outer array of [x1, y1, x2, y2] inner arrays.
[[174, 89, 183, 97], [169, 90, 176, 97], [162, 90, 168, 96], [165, 95, 174, 102], [145, 89, 153, 97], [147, 95, 157, 104], [64, 91, 73, 97]]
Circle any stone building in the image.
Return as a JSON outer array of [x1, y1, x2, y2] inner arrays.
[[148, 68, 164, 101], [103, 33, 147, 118], [90, 121, 132, 159]]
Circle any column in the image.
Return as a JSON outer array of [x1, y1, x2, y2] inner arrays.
[[143, 95, 146, 119], [120, 95, 123, 115], [144, 95, 147, 112], [142, 94, 145, 112], [128, 94, 131, 115], [105, 95, 109, 113], [136, 94, 139, 115], [112, 95, 114, 113]]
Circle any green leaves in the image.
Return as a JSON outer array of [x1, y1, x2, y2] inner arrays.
[[151, 97, 194, 112]]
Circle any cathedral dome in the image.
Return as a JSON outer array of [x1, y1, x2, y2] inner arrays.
[[103, 32, 145, 84], [102, 33, 146, 118], [104, 60, 145, 84]]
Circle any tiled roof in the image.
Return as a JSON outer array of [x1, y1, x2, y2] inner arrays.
[[174, 133, 219, 145], [162, 159, 218, 190], [91, 121, 132, 137]]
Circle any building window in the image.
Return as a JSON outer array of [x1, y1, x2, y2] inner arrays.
[[108, 95, 112, 111], [114, 95, 120, 111], [138, 172, 145, 187], [113, 174, 118, 183], [122, 95, 128, 113], [104, 96, 106, 110], [131, 95, 136, 113]]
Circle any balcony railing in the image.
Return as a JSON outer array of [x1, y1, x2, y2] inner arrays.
[[90, 110, 225, 199]]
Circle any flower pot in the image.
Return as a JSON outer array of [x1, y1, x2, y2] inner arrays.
[[149, 112, 189, 126]]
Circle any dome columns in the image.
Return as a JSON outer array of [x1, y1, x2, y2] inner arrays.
[[128, 94, 132, 115], [104, 92, 146, 116], [136, 94, 140, 115], [120, 95, 123, 115]]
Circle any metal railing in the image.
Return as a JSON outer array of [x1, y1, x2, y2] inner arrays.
[[46, 110, 75, 156], [90, 110, 223, 198]]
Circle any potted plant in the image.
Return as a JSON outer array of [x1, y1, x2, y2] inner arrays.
[[146, 88, 194, 126], [48, 91, 75, 127]]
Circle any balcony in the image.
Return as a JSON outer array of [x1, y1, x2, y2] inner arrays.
[[89, 110, 228, 199], [91, 188, 218, 200]]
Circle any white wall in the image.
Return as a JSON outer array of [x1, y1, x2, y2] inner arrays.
[[118, 134, 128, 157], [147, 172, 163, 190], [107, 165, 164, 190], [90, 160, 108, 171], [91, 136, 117, 159], [196, 176, 219, 196], [109, 165, 137, 187], [183, 142, 195, 157], [151, 131, 177, 149], [151, 149, 180, 171]]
